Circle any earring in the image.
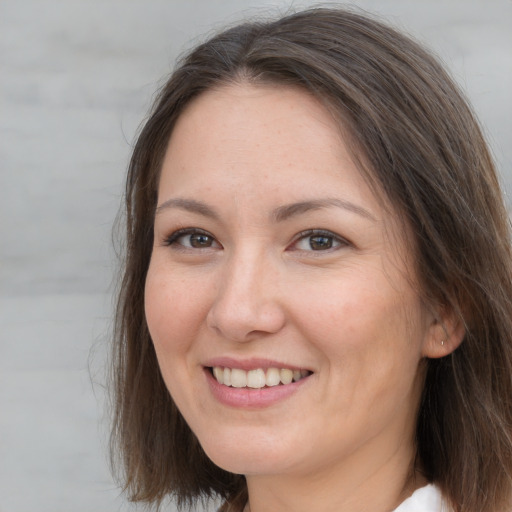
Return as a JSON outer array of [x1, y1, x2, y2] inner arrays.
[[440, 340, 445, 346]]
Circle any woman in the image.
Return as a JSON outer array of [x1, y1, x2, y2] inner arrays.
[[111, 7, 512, 512]]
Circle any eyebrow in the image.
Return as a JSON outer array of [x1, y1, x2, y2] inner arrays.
[[272, 198, 376, 222], [155, 198, 219, 219], [155, 196, 376, 222]]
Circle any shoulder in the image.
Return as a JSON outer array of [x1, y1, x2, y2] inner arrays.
[[393, 484, 451, 512]]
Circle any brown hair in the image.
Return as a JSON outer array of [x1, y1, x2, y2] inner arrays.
[[111, 7, 512, 511]]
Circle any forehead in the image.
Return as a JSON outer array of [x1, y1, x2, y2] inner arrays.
[[161, 83, 366, 198], [172, 83, 343, 153]]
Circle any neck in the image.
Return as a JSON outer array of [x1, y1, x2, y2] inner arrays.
[[244, 434, 426, 512]]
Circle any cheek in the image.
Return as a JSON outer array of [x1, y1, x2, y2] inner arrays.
[[292, 272, 407, 342], [291, 268, 426, 379], [143, 262, 212, 410], [144, 261, 210, 354]]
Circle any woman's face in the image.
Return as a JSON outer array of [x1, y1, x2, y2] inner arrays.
[[145, 84, 441, 480]]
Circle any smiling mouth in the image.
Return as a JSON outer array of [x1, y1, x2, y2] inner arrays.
[[209, 366, 312, 389]]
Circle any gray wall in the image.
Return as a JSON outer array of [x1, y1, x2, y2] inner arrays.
[[1, 1, 510, 510]]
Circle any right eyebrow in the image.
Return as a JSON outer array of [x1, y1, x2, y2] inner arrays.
[[155, 197, 220, 220]]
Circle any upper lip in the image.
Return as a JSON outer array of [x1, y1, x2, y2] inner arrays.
[[204, 356, 312, 372]]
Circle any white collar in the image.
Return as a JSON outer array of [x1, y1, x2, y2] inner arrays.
[[393, 484, 447, 512]]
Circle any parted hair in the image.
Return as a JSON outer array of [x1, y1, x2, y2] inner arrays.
[[111, 7, 512, 512]]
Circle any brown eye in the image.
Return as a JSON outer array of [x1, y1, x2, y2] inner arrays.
[[309, 235, 334, 250], [292, 230, 347, 252], [188, 233, 215, 248], [164, 229, 221, 250]]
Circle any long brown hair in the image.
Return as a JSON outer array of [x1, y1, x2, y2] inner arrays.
[[111, 7, 512, 511]]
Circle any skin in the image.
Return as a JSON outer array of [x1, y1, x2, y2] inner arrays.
[[145, 84, 460, 512]]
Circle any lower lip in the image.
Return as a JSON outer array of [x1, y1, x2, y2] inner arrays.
[[205, 368, 310, 408]]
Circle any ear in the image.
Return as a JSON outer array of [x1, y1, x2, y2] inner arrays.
[[421, 306, 465, 359]]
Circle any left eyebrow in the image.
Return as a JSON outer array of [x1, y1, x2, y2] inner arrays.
[[271, 198, 377, 223]]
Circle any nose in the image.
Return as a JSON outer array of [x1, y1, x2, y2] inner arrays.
[[206, 249, 286, 342]]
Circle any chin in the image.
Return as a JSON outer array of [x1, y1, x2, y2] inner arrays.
[[197, 427, 298, 476], [207, 451, 292, 476]]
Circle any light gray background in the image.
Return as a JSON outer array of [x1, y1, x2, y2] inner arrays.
[[1, 1, 511, 511]]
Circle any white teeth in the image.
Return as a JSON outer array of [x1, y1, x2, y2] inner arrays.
[[231, 368, 247, 388], [265, 368, 281, 387], [211, 366, 310, 388], [223, 367, 231, 386], [247, 369, 266, 388], [213, 367, 223, 383], [280, 368, 293, 385]]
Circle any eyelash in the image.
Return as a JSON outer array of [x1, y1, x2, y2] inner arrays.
[[162, 228, 350, 252]]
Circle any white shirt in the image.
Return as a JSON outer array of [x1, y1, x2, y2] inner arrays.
[[393, 484, 448, 512]]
